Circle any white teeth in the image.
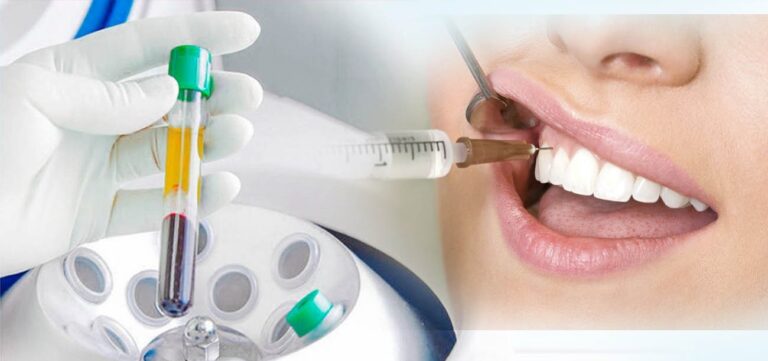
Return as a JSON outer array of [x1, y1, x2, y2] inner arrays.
[[594, 162, 634, 202], [534, 143, 553, 183], [660, 187, 690, 208], [632, 176, 662, 203], [563, 148, 598, 196], [549, 148, 569, 186], [534, 145, 707, 211], [689, 198, 709, 212]]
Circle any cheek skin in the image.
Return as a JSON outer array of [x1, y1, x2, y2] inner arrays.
[[429, 16, 768, 329], [692, 17, 768, 321]]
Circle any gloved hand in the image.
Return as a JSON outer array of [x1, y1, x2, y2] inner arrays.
[[0, 12, 263, 276]]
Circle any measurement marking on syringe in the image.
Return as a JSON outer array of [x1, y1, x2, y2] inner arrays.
[[334, 140, 448, 164]]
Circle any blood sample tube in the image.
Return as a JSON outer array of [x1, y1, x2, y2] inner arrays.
[[158, 45, 213, 317]]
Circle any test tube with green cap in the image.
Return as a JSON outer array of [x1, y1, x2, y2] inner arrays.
[[158, 45, 213, 317], [286, 289, 345, 340]]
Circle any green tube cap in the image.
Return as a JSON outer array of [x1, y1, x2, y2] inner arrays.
[[285, 289, 333, 337], [168, 45, 213, 98]]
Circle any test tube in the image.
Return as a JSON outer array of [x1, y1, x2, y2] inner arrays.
[[158, 45, 213, 317], [286, 289, 345, 343]]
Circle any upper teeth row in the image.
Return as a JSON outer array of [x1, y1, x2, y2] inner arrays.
[[534, 145, 710, 212]]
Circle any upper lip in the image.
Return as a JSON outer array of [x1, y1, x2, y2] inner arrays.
[[488, 68, 713, 208]]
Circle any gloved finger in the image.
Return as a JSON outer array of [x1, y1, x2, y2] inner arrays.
[[106, 172, 241, 237], [19, 64, 177, 135], [113, 114, 254, 183], [17, 11, 260, 81], [208, 71, 263, 116]]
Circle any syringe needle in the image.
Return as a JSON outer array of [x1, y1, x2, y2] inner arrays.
[[283, 129, 552, 179], [454, 137, 548, 168]]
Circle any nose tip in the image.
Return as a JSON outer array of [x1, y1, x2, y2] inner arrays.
[[548, 16, 702, 86]]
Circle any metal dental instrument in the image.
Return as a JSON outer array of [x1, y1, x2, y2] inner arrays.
[[445, 19, 538, 129]]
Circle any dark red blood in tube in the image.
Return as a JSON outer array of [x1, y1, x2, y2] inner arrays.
[[158, 213, 197, 317]]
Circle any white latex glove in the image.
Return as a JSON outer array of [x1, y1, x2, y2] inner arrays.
[[0, 12, 263, 276]]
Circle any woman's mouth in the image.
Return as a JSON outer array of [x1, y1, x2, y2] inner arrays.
[[486, 68, 718, 277]]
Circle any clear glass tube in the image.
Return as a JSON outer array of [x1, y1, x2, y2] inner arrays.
[[158, 89, 207, 317]]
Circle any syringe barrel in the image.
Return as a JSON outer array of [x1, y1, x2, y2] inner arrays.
[[278, 130, 456, 180], [368, 130, 454, 179], [158, 46, 212, 318]]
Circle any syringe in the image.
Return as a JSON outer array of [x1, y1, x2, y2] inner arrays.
[[302, 129, 547, 179]]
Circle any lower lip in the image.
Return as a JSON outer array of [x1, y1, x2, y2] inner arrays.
[[493, 165, 693, 277]]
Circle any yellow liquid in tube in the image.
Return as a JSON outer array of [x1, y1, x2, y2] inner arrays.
[[164, 127, 205, 196]]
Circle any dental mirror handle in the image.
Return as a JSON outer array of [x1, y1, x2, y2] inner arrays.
[[445, 19, 497, 100]]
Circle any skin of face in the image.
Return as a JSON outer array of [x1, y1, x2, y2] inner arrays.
[[429, 16, 768, 328]]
